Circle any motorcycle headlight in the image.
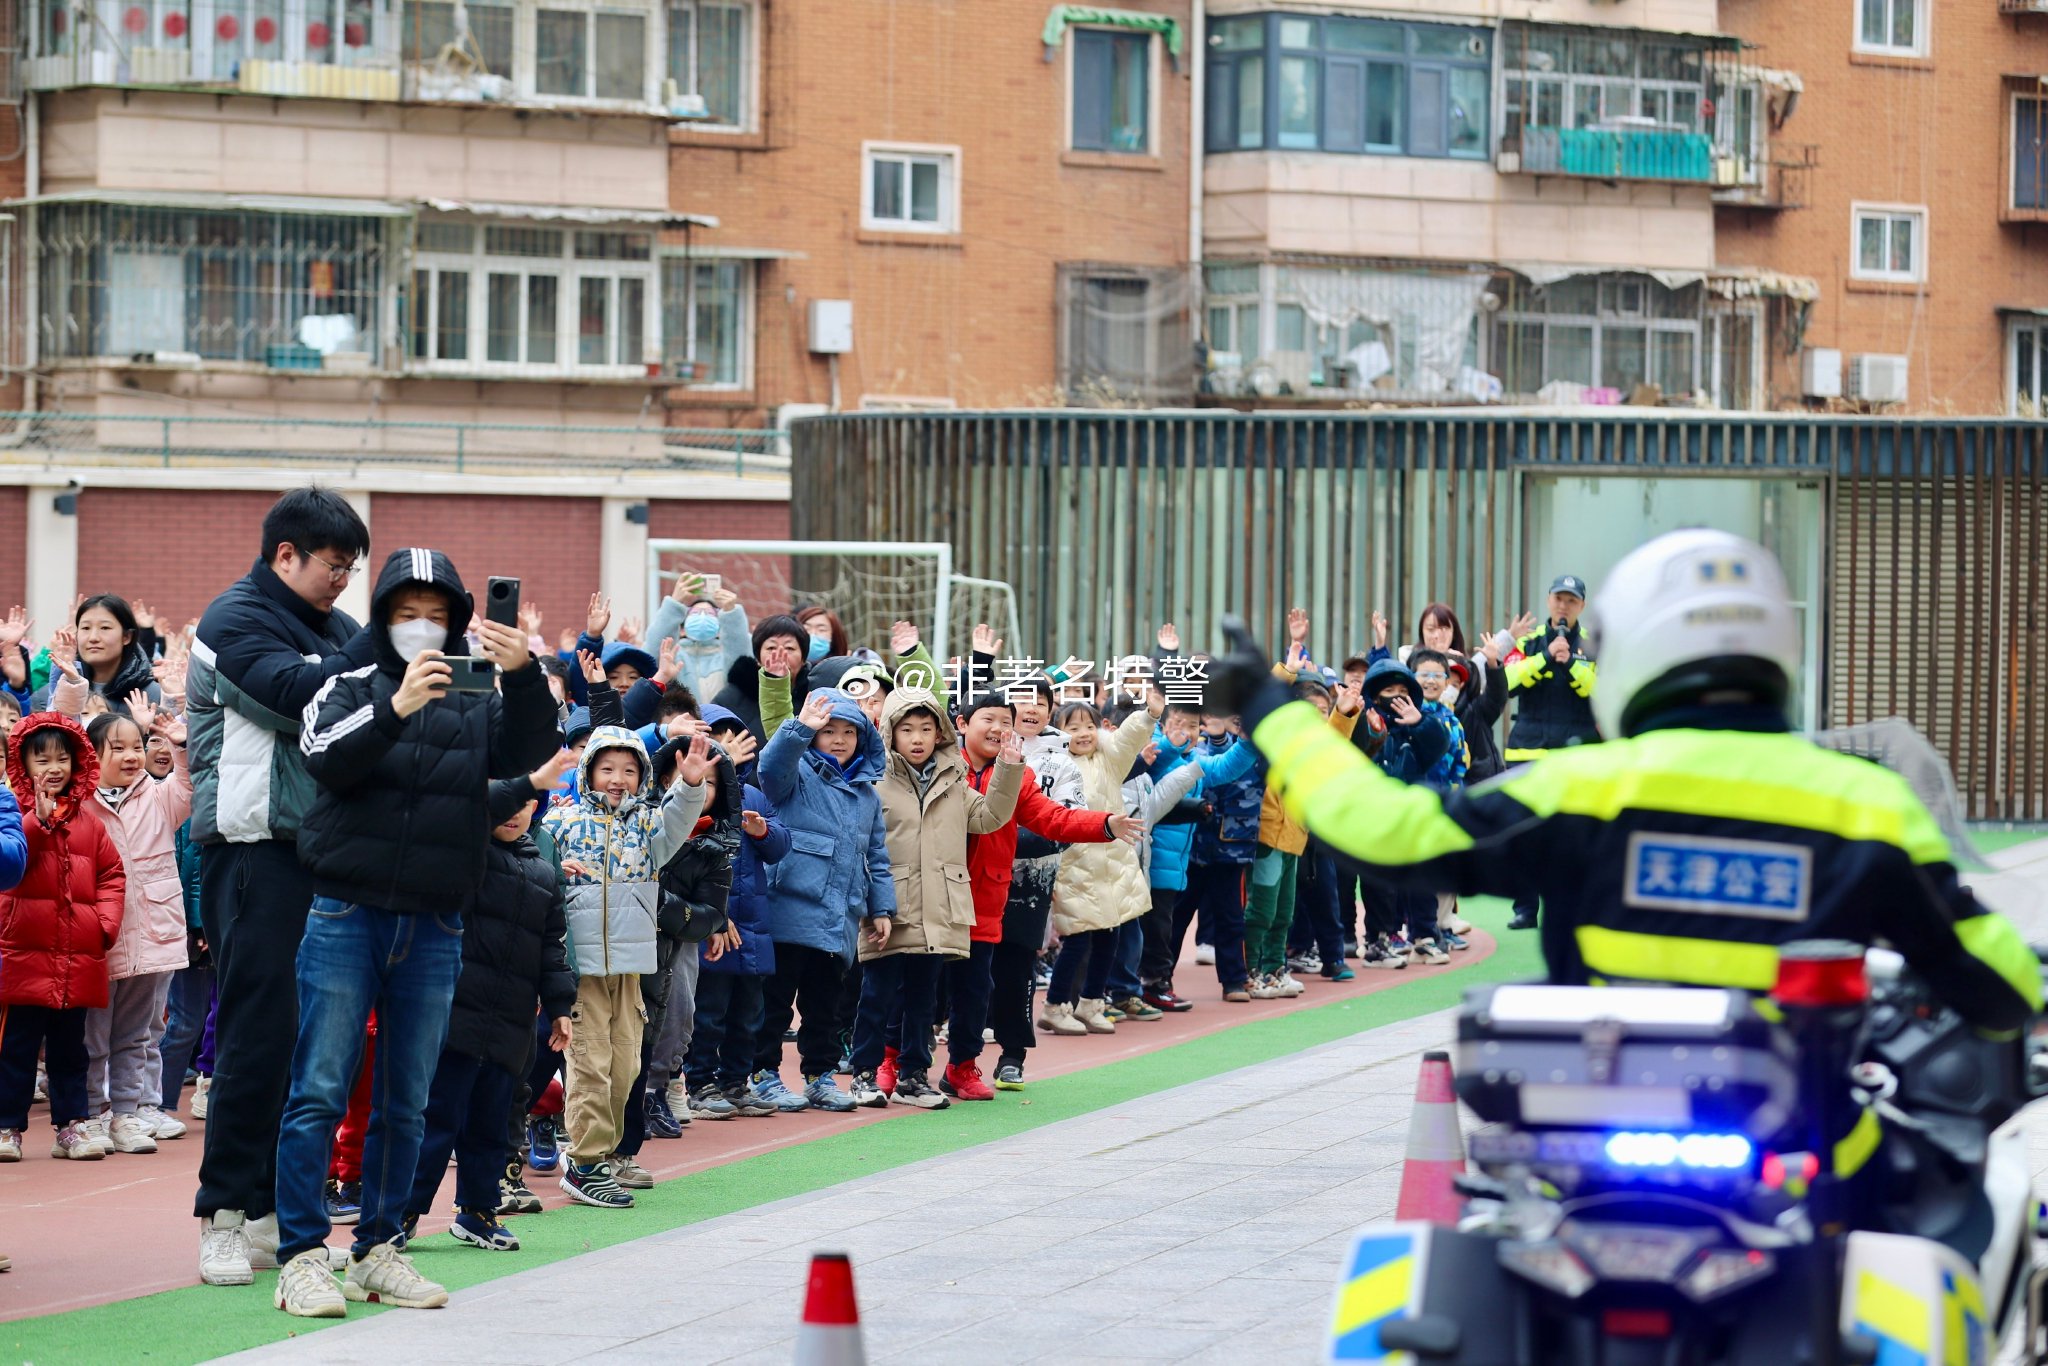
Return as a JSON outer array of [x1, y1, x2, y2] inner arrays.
[[1679, 1248, 1776, 1302]]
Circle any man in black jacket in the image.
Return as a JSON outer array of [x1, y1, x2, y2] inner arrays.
[[1503, 573, 1600, 930], [188, 487, 373, 1288], [270, 547, 560, 1319]]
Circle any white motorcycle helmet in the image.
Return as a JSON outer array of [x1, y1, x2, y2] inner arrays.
[[1584, 529, 1803, 739]]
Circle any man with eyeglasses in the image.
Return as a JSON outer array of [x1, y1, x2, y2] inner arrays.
[[186, 487, 375, 1289]]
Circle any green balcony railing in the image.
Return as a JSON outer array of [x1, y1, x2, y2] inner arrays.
[[1518, 125, 1715, 183]]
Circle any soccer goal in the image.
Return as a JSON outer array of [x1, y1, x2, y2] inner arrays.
[[645, 539, 1021, 667]]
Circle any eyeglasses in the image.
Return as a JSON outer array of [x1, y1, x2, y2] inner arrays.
[[298, 547, 362, 583], [1414, 671, 1448, 682]]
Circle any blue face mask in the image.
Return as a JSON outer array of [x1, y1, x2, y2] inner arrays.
[[683, 614, 720, 644], [807, 634, 830, 662]]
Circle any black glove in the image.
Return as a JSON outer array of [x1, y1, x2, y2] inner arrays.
[[1208, 616, 1294, 735]]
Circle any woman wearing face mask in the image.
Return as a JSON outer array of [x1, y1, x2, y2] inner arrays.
[[793, 606, 848, 665], [34, 596, 159, 720], [646, 574, 751, 703], [710, 616, 813, 745]]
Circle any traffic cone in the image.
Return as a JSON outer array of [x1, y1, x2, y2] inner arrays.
[[794, 1251, 867, 1365], [1393, 1050, 1467, 1224]]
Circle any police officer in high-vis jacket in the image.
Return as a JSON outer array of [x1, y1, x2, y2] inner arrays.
[[1500, 572, 1600, 931], [1210, 529, 2041, 1049]]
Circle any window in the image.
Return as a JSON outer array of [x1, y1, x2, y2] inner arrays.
[[2010, 319, 2048, 416], [1058, 265, 1192, 403], [1491, 274, 1702, 398], [661, 258, 752, 386], [1501, 25, 1716, 144], [1850, 205, 1925, 283], [408, 0, 516, 76], [1856, 0, 1923, 55], [398, 0, 660, 107], [33, 0, 393, 87], [37, 203, 387, 364], [2015, 95, 2048, 212], [862, 144, 958, 233], [1071, 29, 1151, 153], [409, 217, 656, 372], [666, 0, 752, 128], [1204, 13, 1488, 159], [530, 4, 648, 101]]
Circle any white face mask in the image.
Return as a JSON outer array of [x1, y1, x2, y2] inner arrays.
[[389, 618, 445, 664], [1441, 684, 1461, 707]]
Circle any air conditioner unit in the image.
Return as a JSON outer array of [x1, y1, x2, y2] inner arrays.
[[1846, 353, 1909, 404], [1800, 347, 1842, 399]]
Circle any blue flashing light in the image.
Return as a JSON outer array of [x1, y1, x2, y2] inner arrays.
[[1604, 1131, 1753, 1171]]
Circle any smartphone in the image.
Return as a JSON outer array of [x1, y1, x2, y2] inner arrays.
[[442, 656, 499, 691], [485, 576, 521, 630], [682, 570, 721, 598]]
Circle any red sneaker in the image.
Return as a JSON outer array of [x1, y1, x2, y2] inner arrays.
[[1142, 989, 1194, 1014], [940, 1061, 995, 1102], [877, 1046, 900, 1097]]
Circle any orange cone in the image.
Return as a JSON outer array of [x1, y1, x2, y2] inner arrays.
[[795, 1251, 868, 1365], [1394, 1050, 1467, 1224]]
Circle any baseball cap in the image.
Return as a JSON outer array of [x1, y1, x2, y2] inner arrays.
[[1549, 574, 1588, 599]]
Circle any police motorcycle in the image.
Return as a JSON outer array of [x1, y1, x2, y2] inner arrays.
[[1330, 939, 2048, 1364]]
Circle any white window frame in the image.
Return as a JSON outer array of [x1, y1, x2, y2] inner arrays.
[[519, 0, 661, 107], [860, 142, 961, 234], [411, 218, 658, 377], [2008, 317, 2048, 417], [1849, 203, 1926, 284], [1064, 25, 1161, 156], [1853, 0, 1926, 57], [666, 0, 757, 132]]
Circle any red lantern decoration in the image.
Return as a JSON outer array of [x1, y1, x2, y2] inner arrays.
[[49, 5, 66, 35], [122, 6, 147, 33], [163, 11, 186, 36], [342, 18, 365, 45], [305, 19, 329, 46], [215, 12, 237, 39], [253, 15, 275, 41]]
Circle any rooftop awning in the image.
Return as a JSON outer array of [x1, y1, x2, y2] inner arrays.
[[1042, 5, 1184, 61], [659, 245, 808, 260], [1500, 262, 1709, 291], [1999, 304, 2048, 317], [1707, 267, 1820, 302], [418, 199, 719, 230], [5, 189, 413, 218]]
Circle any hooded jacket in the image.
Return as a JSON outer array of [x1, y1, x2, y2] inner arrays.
[[542, 725, 707, 977], [869, 688, 1022, 960], [444, 778, 577, 1075], [94, 735, 194, 981], [187, 557, 369, 845], [0, 784, 24, 892], [712, 655, 812, 745], [1455, 655, 1509, 783], [698, 702, 790, 977], [1192, 727, 1265, 866], [756, 688, 894, 960], [1, 713, 126, 1009], [1145, 723, 1259, 891], [1051, 709, 1160, 935], [295, 548, 563, 913], [651, 737, 740, 945], [1362, 657, 1453, 786], [994, 728, 1089, 949]]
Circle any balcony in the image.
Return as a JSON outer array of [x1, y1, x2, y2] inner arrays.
[[28, 0, 401, 97], [1507, 124, 1715, 184], [2002, 0, 2048, 14], [1713, 143, 1818, 211]]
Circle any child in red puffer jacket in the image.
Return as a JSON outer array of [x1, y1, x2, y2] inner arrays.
[[0, 712, 126, 1162]]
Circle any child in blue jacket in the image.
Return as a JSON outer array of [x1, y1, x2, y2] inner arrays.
[[1358, 657, 1455, 965], [1139, 700, 1259, 1008]]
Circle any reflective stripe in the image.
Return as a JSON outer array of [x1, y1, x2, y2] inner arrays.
[[1569, 658, 1597, 699], [1251, 700, 1474, 867], [1499, 731, 1952, 864], [1833, 1107, 1880, 1178], [1574, 925, 1781, 990], [1506, 655, 1549, 690], [1502, 747, 1550, 762], [1954, 913, 2046, 1011]]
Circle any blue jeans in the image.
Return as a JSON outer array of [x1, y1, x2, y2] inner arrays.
[[157, 964, 214, 1108], [1046, 929, 1115, 1007], [1106, 919, 1144, 1002], [275, 898, 464, 1265]]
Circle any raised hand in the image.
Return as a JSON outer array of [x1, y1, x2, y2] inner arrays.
[[585, 593, 612, 639], [797, 691, 835, 731], [616, 615, 643, 646], [1284, 642, 1307, 673], [997, 731, 1024, 765], [1372, 610, 1390, 649], [1145, 683, 1166, 718], [48, 627, 79, 674], [1286, 606, 1309, 644], [1156, 622, 1180, 653], [890, 620, 920, 657], [1509, 611, 1538, 643], [720, 730, 759, 768], [151, 709, 188, 747], [132, 601, 157, 632], [559, 628, 579, 655], [476, 619, 533, 672], [971, 622, 1002, 656], [0, 606, 30, 651], [673, 572, 705, 605], [1334, 679, 1365, 716], [530, 747, 579, 792], [1387, 693, 1422, 727], [125, 690, 157, 732], [519, 603, 544, 638], [576, 648, 606, 685], [711, 585, 740, 613], [741, 808, 769, 839], [675, 733, 717, 786], [655, 636, 681, 684]]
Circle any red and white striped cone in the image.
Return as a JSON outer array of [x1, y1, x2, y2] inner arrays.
[[1393, 1050, 1467, 1224], [794, 1251, 867, 1366]]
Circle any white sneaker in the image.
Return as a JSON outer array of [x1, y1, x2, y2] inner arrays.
[[0, 1128, 19, 1162], [663, 1077, 692, 1124], [1414, 940, 1451, 966], [78, 1115, 116, 1156], [51, 1122, 105, 1160], [139, 1104, 187, 1140], [1446, 914, 1472, 936], [31, 1070, 45, 1103], [245, 1211, 280, 1270], [109, 1112, 159, 1153], [275, 1248, 346, 1318], [343, 1242, 449, 1309], [189, 1075, 211, 1120], [1248, 974, 1284, 1000], [1278, 972, 1307, 998], [200, 1211, 254, 1286], [611, 1154, 654, 1189], [1195, 943, 1216, 966]]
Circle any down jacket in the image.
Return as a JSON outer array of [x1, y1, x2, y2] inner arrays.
[[965, 747, 1118, 945], [653, 739, 740, 944], [1, 713, 126, 1009], [997, 727, 1091, 951], [296, 548, 562, 913], [868, 688, 1021, 961], [542, 725, 706, 978], [1191, 727, 1265, 866], [757, 689, 894, 961], [94, 740, 194, 981], [1258, 702, 1361, 855], [0, 785, 24, 891], [1145, 727, 1259, 892], [698, 702, 790, 977], [444, 778, 577, 1075], [1050, 709, 1160, 936]]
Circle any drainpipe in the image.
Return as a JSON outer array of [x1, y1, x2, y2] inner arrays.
[[22, 90, 36, 417], [1187, 0, 1203, 284]]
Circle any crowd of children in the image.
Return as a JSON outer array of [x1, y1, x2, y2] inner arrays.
[[0, 487, 1583, 1308]]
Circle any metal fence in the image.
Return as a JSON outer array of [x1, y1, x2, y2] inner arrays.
[[791, 408, 2048, 820], [0, 411, 790, 477]]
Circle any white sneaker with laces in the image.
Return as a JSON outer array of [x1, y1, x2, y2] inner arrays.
[[1195, 943, 1216, 966], [1278, 972, 1307, 997], [52, 1122, 105, 1160], [1446, 914, 1472, 936], [1248, 974, 1284, 1000], [189, 1075, 211, 1120], [109, 1112, 159, 1153], [1415, 939, 1451, 966], [78, 1115, 116, 1156], [139, 1104, 187, 1140], [200, 1211, 254, 1286], [245, 1211, 280, 1270], [274, 1248, 346, 1318], [611, 1154, 654, 1189], [343, 1242, 449, 1308], [0, 1128, 20, 1162]]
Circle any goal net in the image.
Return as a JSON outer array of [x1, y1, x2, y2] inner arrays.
[[645, 539, 1021, 669]]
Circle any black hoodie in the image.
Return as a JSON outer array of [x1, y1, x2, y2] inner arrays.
[[295, 547, 561, 913]]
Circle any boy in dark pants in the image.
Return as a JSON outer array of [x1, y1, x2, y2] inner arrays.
[[404, 757, 577, 1252]]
